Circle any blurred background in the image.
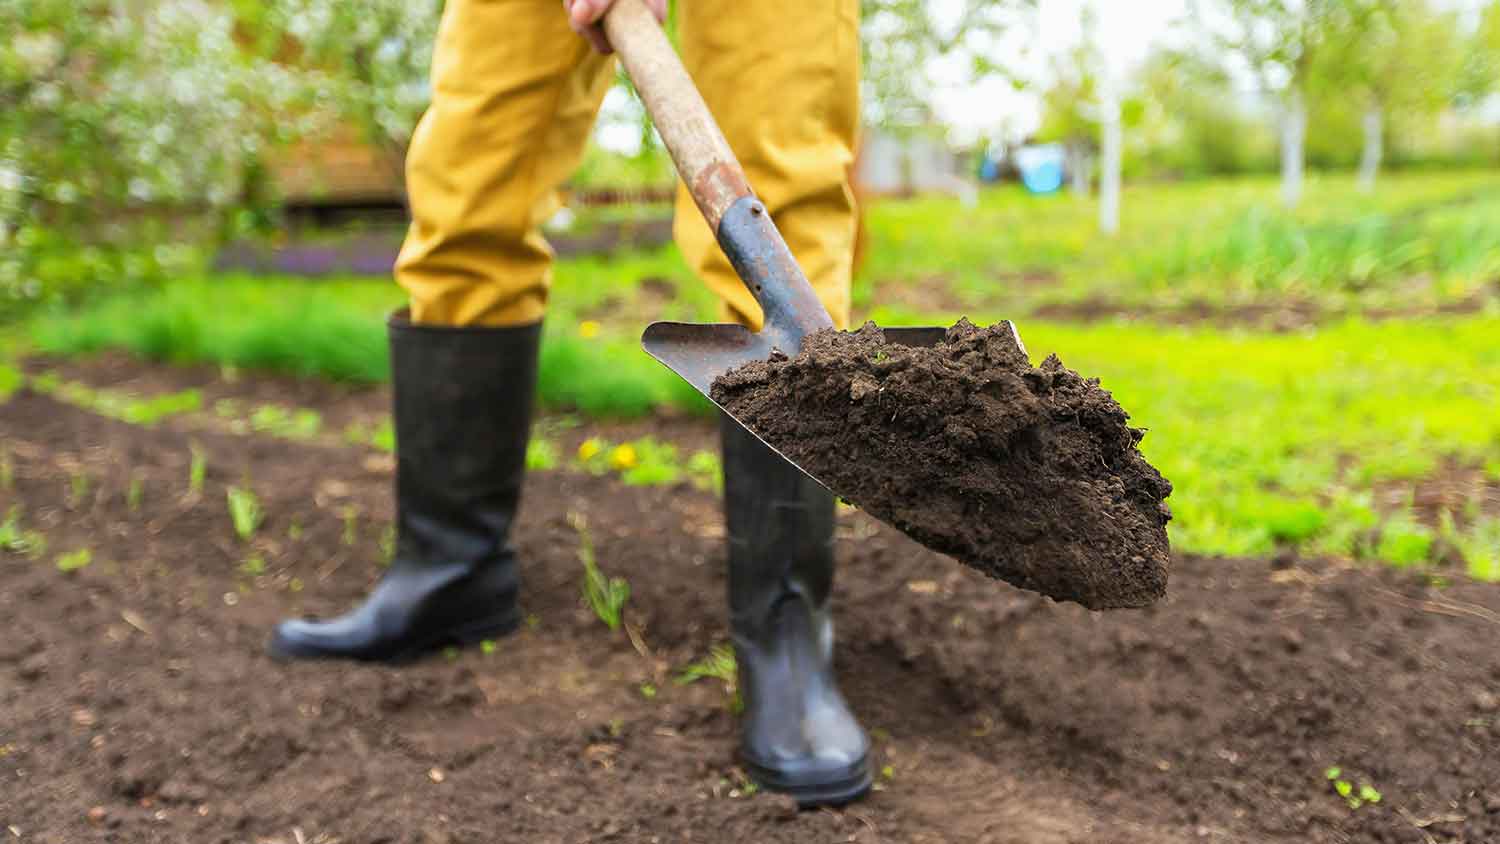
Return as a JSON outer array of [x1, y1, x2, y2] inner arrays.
[[2, 0, 1498, 574]]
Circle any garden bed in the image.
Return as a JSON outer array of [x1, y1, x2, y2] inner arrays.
[[2, 388, 1498, 842]]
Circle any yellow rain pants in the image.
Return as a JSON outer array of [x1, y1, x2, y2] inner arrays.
[[395, 0, 859, 331]]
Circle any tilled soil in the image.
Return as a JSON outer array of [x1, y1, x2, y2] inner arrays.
[[712, 320, 1172, 610], [2, 388, 1499, 844]]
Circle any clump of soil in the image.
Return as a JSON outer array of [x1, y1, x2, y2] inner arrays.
[[711, 319, 1173, 610]]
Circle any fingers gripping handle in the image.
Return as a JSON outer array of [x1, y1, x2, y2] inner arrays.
[[601, 0, 749, 231]]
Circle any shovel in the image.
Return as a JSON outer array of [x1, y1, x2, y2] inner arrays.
[[598, 1, 1174, 613], [599, 0, 962, 451]]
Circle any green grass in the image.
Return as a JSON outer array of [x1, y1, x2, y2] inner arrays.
[[858, 169, 1500, 313], [27, 251, 717, 417]]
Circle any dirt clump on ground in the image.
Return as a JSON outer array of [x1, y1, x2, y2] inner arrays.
[[711, 319, 1173, 610]]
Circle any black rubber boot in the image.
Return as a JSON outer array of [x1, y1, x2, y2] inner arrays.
[[721, 416, 872, 807], [270, 310, 541, 663]]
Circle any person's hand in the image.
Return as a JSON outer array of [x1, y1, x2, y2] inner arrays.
[[564, 0, 667, 54]]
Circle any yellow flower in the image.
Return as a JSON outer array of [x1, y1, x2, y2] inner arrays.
[[608, 443, 638, 470], [577, 438, 602, 461], [578, 320, 601, 339]]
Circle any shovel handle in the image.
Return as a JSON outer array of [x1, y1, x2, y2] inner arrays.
[[601, 0, 835, 340], [601, 0, 749, 232]]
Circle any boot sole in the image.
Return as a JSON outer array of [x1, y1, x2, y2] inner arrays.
[[741, 754, 873, 808], [269, 606, 521, 664]]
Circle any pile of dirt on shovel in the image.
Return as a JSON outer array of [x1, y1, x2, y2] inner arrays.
[[711, 318, 1173, 610]]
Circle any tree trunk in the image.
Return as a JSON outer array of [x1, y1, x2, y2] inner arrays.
[[1070, 143, 1091, 196], [1279, 89, 1306, 209], [1358, 103, 1382, 194], [1098, 96, 1122, 235]]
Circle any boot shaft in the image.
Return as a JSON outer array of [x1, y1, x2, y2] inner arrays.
[[390, 310, 542, 566]]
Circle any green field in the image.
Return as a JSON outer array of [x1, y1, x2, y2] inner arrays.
[[10, 172, 1500, 577]]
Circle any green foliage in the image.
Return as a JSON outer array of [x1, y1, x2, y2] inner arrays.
[[857, 171, 1500, 311], [525, 438, 559, 471], [0, 361, 21, 400], [341, 507, 358, 547], [188, 442, 207, 497], [0, 507, 46, 557], [0, 0, 310, 319], [1325, 766, 1382, 809], [226, 486, 263, 542], [378, 524, 398, 565], [861, 0, 1036, 131], [249, 405, 321, 439], [1132, 50, 1277, 177], [675, 644, 742, 713], [569, 512, 629, 632], [575, 435, 709, 488], [55, 547, 92, 572], [30, 278, 392, 383], [67, 470, 90, 508], [27, 373, 202, 425]]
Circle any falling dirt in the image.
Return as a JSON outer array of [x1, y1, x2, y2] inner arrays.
[[711, 319, 1173, 610]]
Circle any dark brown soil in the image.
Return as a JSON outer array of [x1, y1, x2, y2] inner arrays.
[[711, 320, 1173, 610], [3, 388, 1499, 843], [1026, 281, 1500, 331]]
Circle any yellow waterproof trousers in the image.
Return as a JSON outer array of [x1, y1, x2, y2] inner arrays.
[[395, 0, 859, 331]]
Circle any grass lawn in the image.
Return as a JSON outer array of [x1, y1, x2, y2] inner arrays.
[[10, 172, 1500, 577]]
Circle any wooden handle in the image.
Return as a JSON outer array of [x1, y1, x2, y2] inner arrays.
[[602, 0, 750, 232]]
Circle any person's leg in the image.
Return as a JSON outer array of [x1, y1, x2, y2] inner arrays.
[[674, 0, 860, 332], [271, 0, 614, 661], [677, 0, 870, 806]]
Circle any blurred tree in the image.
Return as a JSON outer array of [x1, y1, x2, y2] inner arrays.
[[246, 0, 442, 186], [0, 0, 307, 316], [1035, 10, 1103, 196], [1131, 48, 1276, 177], [1462, 1, 1500, 99], [1194, 0, 1385, 208], [1312, 0, 1466, 192], [861, 0, 1038, 133]]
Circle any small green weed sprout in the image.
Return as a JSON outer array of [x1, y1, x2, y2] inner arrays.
[[226, 486, 263, 541], [67, 471, 91, 508], [56, 548, 93, 572], [341, 507, 358, 546], [0, 508, 46, 557], [569, 512, 629, 631], [675, 644, 741, 713], [239, 555, 267, 577], [249, 404, 321, 439], [126, 473, 144, 513], [686, 450, 723, 493], [0, 448, 12, 491], [287, 516, 304, 541], [1325, 766, 1382, 809], [188, 442, 207, 496], [619, 437, 681, 487], [526, 438, 559, 471], [379, 523, 398, 565]]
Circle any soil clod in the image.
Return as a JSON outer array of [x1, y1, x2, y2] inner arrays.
[[711, 319, 1173, 610]]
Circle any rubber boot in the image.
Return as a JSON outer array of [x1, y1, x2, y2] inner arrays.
[[269, 310, 540, 662], [721, 416, 872, 807]]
